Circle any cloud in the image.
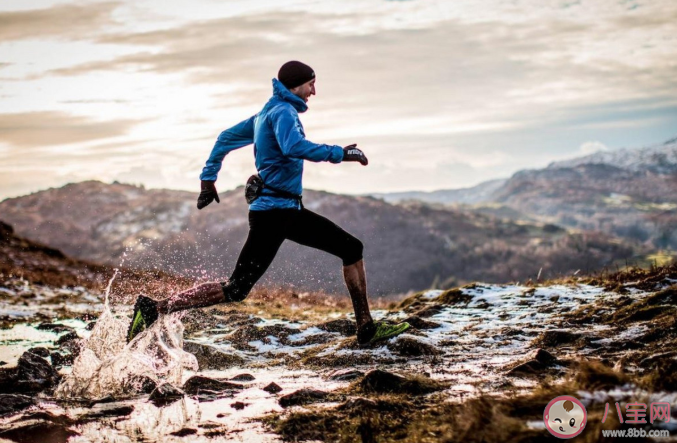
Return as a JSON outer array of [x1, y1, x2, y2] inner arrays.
[[0, 111, 142, 148], [0, 2, 120, 41]]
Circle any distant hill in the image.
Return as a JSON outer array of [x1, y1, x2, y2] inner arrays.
[[371, 137, 677, 251], [369, 178, 507, 205], [0, 181, 640, 295], [493, 137, 677, 249], [0, 219, 194, 302]]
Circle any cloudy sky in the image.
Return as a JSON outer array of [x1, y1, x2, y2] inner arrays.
[[1, 0, 676, 200]]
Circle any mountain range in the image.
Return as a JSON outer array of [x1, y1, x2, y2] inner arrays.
[[0, 180, 638, 295], [371, 137, 677, 251]]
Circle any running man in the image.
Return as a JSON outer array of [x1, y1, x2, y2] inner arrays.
[[127, 61, 410, 345]]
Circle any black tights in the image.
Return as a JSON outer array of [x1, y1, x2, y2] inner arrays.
[[221, 208, 363, 302]]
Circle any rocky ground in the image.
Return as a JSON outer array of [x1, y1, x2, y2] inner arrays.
[[1, 261, 677, 442]]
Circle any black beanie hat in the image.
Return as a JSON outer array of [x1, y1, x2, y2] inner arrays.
[[278, 61, 315, 90]]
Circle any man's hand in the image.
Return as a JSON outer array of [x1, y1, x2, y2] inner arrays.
[[342, 144, 368, 166], [197, 180, 220, 209]]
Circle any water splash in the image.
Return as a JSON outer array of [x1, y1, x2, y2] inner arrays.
[[56, 270, 197, 399]]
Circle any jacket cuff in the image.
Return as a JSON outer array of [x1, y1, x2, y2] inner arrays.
[[329, 145, 344, 164]]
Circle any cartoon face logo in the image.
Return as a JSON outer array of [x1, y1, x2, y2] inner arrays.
[[544, 395, 587, 439]]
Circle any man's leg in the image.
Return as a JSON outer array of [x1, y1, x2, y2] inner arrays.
[[286, 208, 409, 344], [157, 210, 287, 314], [342, 259, 373, 329], [285, 209, 372, 327]]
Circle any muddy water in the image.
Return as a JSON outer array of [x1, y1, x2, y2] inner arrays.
[[0, 277, 652, 442]]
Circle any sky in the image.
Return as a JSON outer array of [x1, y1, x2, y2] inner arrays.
[[0, 0, 676, 200]]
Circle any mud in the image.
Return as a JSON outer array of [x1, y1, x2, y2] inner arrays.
[[1, 264, 677, 441]]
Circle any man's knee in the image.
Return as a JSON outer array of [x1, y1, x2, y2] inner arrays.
[[342, 236, 364, 266], [220, 281, 250, 303]]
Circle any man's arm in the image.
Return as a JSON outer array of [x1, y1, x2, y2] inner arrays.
[[199, 115, 256, 181], [271, 108, 343, 163]]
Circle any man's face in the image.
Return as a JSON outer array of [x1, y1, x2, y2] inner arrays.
[[290, 79, 315, 103]]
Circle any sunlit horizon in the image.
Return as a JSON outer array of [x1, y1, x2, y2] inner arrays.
[[1, 0, 676, 200]]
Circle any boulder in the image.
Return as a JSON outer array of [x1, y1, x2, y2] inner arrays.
[[230, 373, 255, 382], [36, 323, 75, 333], [506, 349, 562, 377], [535, 329, 582, 347], [183, 376, 243, 395], [15, 350, 60, 393], [387, 337, 441, 357], [124, 375, 156, 395], [328, 369, 364, 381], [56, 331, 79, 346], [170, 428, 197, 437], [231, 401, 248, 410], [183, 341, 245, 370], [149, 383, 185, 405], [50, 351, 74, 367], [0, 394, 34, 415], [278, 389, 329, 408], [26, 347, 50, 358], [360, 369, 444, 395], [262, 382, 283, 394]]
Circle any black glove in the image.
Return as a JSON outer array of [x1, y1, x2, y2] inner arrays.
[[342, 144, 368, 166], [197, 180, 220, 210]]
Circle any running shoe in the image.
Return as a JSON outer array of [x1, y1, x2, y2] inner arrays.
[[357, 321, 411, 345], [127, 295, 159, 343]]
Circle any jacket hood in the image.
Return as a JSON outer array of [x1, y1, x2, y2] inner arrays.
[[272, 78, 308, 113]]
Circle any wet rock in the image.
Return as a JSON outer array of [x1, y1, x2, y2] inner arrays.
[[413, 305, 445, 318], [279, 389, 329, 408], [0, 421, 79, 442], [316, 319, 357, 336], [535, 329, 582, 347], [183, 376, 243, 395], [81, 405, 134, 420], [360, 369, 445, 395], [402, 315, 441, 330], [26, 347, 50, 358], [170, 428, 197, 437], [56, 331, 79, 345], [263, 382, 283, 394], [36, 323, 75, 333], [230, 373, 255, 382], [50, 351, 74, 367], [183, 341, 245, 370], [125, 375, 156, 394], [387, 337, 441, 357], [328, 369, 364, 381], [532, 348, 558, 365], [506, 360, 548, 377], [15, 350, 60, 393], [0, 394, 34, 415], [507, 349, 563, 377], [231, 401, 248, 410], [149, 383, 185, 405]]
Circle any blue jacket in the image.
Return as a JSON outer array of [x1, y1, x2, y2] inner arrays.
[[200, 78, 344, 210]]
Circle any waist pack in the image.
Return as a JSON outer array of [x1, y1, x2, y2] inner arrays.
[[245, 174, 303, 207]]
